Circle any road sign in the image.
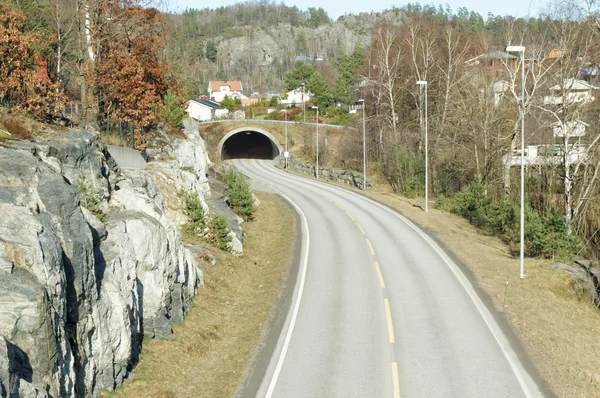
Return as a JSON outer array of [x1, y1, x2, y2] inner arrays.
[[284, 151, 289, 158]]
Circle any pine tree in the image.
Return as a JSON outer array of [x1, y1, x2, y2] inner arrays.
[[306, 71, 331, 108], [161, 90, 185, 129]]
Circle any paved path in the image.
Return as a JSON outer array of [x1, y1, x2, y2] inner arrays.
[[233, 159, 545, 398]]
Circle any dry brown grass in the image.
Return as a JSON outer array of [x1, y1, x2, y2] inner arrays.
[[284, 166, 600, 397], [0, 116, 33, 141], [105, 192, 296, 398]]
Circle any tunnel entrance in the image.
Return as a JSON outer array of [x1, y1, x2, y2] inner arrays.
[[219, 128, 281, 160]]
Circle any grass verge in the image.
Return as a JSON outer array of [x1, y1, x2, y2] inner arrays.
[[105, 192, 296, 398], [283, 166, 600, 397]]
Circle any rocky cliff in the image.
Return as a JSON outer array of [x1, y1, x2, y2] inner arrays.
[[0, 122, 214, 397]]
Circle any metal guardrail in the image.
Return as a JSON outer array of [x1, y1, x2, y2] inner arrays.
[[197, 118, 356, 131]]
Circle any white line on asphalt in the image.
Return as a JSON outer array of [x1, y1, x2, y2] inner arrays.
[[392, 362, 401, 398], [384, 298, 396, 344], [236, 160, 311, 398]]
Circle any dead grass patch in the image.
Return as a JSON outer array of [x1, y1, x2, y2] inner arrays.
[[0, 116, 33, 141], [284, 167, 600, 397], [105, 192, 296, 398]]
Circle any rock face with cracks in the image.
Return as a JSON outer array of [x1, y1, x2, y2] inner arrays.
[[0, 127, 211, 397]]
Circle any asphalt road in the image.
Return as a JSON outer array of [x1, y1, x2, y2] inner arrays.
[[232, 159, 545, 398]]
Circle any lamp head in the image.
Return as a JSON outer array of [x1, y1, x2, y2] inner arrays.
[[416, 80, 427, 85]]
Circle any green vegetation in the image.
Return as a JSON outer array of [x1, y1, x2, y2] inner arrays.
[[183, 191, 233, 252], [225, 169, 256, 220], [220, 95, 236, 111], [284, 61, 315, 91], [73, 173, 106, 223], [205, 214, 232, 251], [306, 71, 332, 108], [437, 177, 578, 260], [160, 91, 185, 129]]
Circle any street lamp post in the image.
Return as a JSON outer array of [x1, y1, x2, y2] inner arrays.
[[416, 80, 428, 213], [312, 106, 319, 178], [284, 109, 288, 169], [358, 99, 367, 190], [506, 45, 526, 279]]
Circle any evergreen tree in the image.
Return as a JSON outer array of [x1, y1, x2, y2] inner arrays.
[[306, 71, 331, 108], [206, 41, 217, 62], [284, 61, 315, 91], [220, 95, 236, 111], [161, 90, 185, 128], [334, 75, 353, 105]]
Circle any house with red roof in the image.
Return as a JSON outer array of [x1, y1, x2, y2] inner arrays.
[[208, 80, 247, 103]]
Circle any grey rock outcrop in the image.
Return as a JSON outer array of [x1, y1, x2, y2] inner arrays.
[[0, 128, 208, 397]]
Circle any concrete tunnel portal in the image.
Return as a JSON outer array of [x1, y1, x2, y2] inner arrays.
[[218, 127, 282, 160]]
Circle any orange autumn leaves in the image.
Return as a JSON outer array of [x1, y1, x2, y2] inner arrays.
[[95, 6, 182, 149], [0, 5, 66, 117]]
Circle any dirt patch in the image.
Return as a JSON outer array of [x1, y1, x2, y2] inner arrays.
[[104, 192, 296, 398], [284, 167, 600, 398]]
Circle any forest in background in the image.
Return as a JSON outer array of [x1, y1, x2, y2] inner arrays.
[[2, 0, 600, 259]]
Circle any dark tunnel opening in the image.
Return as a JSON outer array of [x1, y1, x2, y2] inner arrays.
[[221, 131, 280, 160]]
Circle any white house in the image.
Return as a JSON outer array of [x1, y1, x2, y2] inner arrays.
[[208, 80, 247, 103], [281, 87, 312, 106], [186, 99, 220, 121], [543, 78, 597, 106]]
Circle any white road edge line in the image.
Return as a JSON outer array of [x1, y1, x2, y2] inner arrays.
[[234, 160, 311, 398], [392, 362, 401, 398], [265, 163, 543, 398]]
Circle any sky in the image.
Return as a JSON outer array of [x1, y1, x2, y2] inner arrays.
[[170, 0, 544, 19]]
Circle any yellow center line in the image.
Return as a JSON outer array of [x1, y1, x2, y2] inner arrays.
[[356, 223, 366, 235], [336, 203, 345, 210], [392, 362, 401, 398], [374, 262, 386, 288], [384, 298, 396, 344], [366, 239, 375, 256], [346, 211, 355, 221]]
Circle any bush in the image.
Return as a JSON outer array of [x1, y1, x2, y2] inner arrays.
[[225, 169, 255, 220], [183, 190, 234, 252], [73, 173, 106, 223], [160, 91, 184, 129], [183, 191, 207, 235], [265, 110, 279, 120], [382, 145, 424, 197], [450, 177, 577, 260], [206, 214, 232, 251], [1, 117, 32, 141]]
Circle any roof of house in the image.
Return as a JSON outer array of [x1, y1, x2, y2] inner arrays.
[[189, 99, 220, 109], [209, 80, 243, 92], [241, 98, 260, 106], [550, 78, 597, 91]]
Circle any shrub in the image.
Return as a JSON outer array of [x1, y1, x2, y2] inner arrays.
[[206, 214, 232, 251], [1, 117, 32, 141], [450, 178, 577, 260], [183, 191, 207, 235], [161, 91, 185, 130], [382, 145, 424, 197], [73, 173, 106, 223], [265, 110, 279, 120], [182, 190, 234, 252], [225, 169, 255, 220]]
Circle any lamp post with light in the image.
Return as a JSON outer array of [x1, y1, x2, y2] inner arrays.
[[416, 80, 428, 213], [283, 109, 288, 168], [506, 45, 526, 279]]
